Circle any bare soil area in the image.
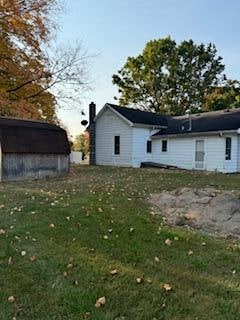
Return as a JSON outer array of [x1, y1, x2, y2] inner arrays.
[[149, 188, 240, 237]]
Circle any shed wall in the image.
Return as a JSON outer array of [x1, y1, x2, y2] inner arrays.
[[2, 153, 69, 181]]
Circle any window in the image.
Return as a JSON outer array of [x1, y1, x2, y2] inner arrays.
[[225, 137, 231, 160], [146, 140, 152, 153], [162, 140, 168, 152], [114, 136, 120, 155]]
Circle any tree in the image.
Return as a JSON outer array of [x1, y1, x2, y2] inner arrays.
[[113, 37, 225, 115], [0, 0, 91, 122], [202, 80, 240, 112], [73, 132, 89, 157]]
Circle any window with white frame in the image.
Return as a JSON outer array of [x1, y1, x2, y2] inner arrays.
[[225, 137, 231, 160], [162, 140, 168, 152]]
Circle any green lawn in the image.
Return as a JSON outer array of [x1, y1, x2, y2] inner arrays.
[[1, 166, 240, 319]]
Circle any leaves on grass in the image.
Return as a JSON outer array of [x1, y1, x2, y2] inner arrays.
[[136, 277, 143, 284], [163, 283, 172, 291], [165, 239, 172, 246], [0, 228, 6, 235], [30, 255, 37, 262], [8, 296, 15, 303], [110, 269, 118, 275], [95, 296, 106, 308]]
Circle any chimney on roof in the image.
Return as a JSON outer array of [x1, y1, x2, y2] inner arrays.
[[89, 102, 96, 165], [89, 102, 96, 124]]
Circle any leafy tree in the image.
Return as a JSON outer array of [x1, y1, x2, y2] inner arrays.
[[0, 0, 90, 122], [113, 37, 225, 115], [73, 132, 89, 157], [202, 80, 240, 111]]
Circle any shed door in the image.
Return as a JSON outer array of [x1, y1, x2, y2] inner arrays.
[[195, 140, 205, 169]]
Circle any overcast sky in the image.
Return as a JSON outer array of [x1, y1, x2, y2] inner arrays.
[[57, 0, 240, 138]]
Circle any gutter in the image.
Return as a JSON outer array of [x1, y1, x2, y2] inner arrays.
[[151, 129, 239, 139]]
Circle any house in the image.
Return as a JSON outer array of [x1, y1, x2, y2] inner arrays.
[[0, 117, 70, 181], [88, 102, 240, 173]]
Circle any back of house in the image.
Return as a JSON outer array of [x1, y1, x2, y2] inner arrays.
[[90, 103, 240, 173]]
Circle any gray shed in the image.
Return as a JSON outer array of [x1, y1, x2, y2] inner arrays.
[[0, 117, 70, 181]]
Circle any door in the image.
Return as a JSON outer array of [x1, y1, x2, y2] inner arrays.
[[195, 140, 205, 169]]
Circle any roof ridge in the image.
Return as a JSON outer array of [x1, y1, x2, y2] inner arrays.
[[174, 107, 240, 119], [0, 115, 57, 125], [107, 103, 166, 117]]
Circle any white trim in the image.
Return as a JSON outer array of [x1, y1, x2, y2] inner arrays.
[[94, 104, 133, 126], [132, 123, 167, 129]]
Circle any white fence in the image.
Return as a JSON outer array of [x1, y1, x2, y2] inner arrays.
[[70, 151, 83, 164]]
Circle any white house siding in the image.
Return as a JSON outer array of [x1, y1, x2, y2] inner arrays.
[[152, 134, 238, 173], [95, 108, 133, 166], [132, 128, 159, 167], [152, 137, 194, 170], [237, 136, 240, 172]]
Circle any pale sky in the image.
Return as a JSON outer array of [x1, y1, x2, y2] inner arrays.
[[57, 0, 240, 138]]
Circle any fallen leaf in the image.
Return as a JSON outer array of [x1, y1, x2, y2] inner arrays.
[[30, 255, 37, 262], [163, 283, 172, 291], [8, 296, 15, 303], [95, 296, 106, 308], [110, 269, 118, 275], [136, 277, 142, 284], [165, 239, 172, 246], [0, 229, 6, 235]]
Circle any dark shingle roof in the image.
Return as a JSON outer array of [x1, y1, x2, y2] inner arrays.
[[107, 104, 168, 127], [0, 117, 70, 154], [152, 108, 240, 137]]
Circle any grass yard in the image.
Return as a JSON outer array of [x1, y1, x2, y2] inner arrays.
[[1, 165, 240, 319]]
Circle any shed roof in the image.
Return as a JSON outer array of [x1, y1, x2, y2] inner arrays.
[[107, 104, 168, 127], [0, 117, 70, 154], [152, 108, 240, 137]]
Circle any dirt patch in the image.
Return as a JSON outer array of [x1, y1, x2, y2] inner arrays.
[[149, 188, 240, 237]]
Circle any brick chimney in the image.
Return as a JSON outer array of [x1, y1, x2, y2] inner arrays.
[[89, 102, 96, 165]]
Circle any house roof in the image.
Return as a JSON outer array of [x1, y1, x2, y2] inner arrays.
[[0, 117, 70, 154], [152, 108, 240, 137], [107, 104, 168, 127]]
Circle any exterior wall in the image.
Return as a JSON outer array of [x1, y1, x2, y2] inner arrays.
[[2, 153, 69, 181], [152, 134, 238, 173], [132, 128, 158, 167], [237, 136, 240, 172], [95, 108, 133, 166]]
